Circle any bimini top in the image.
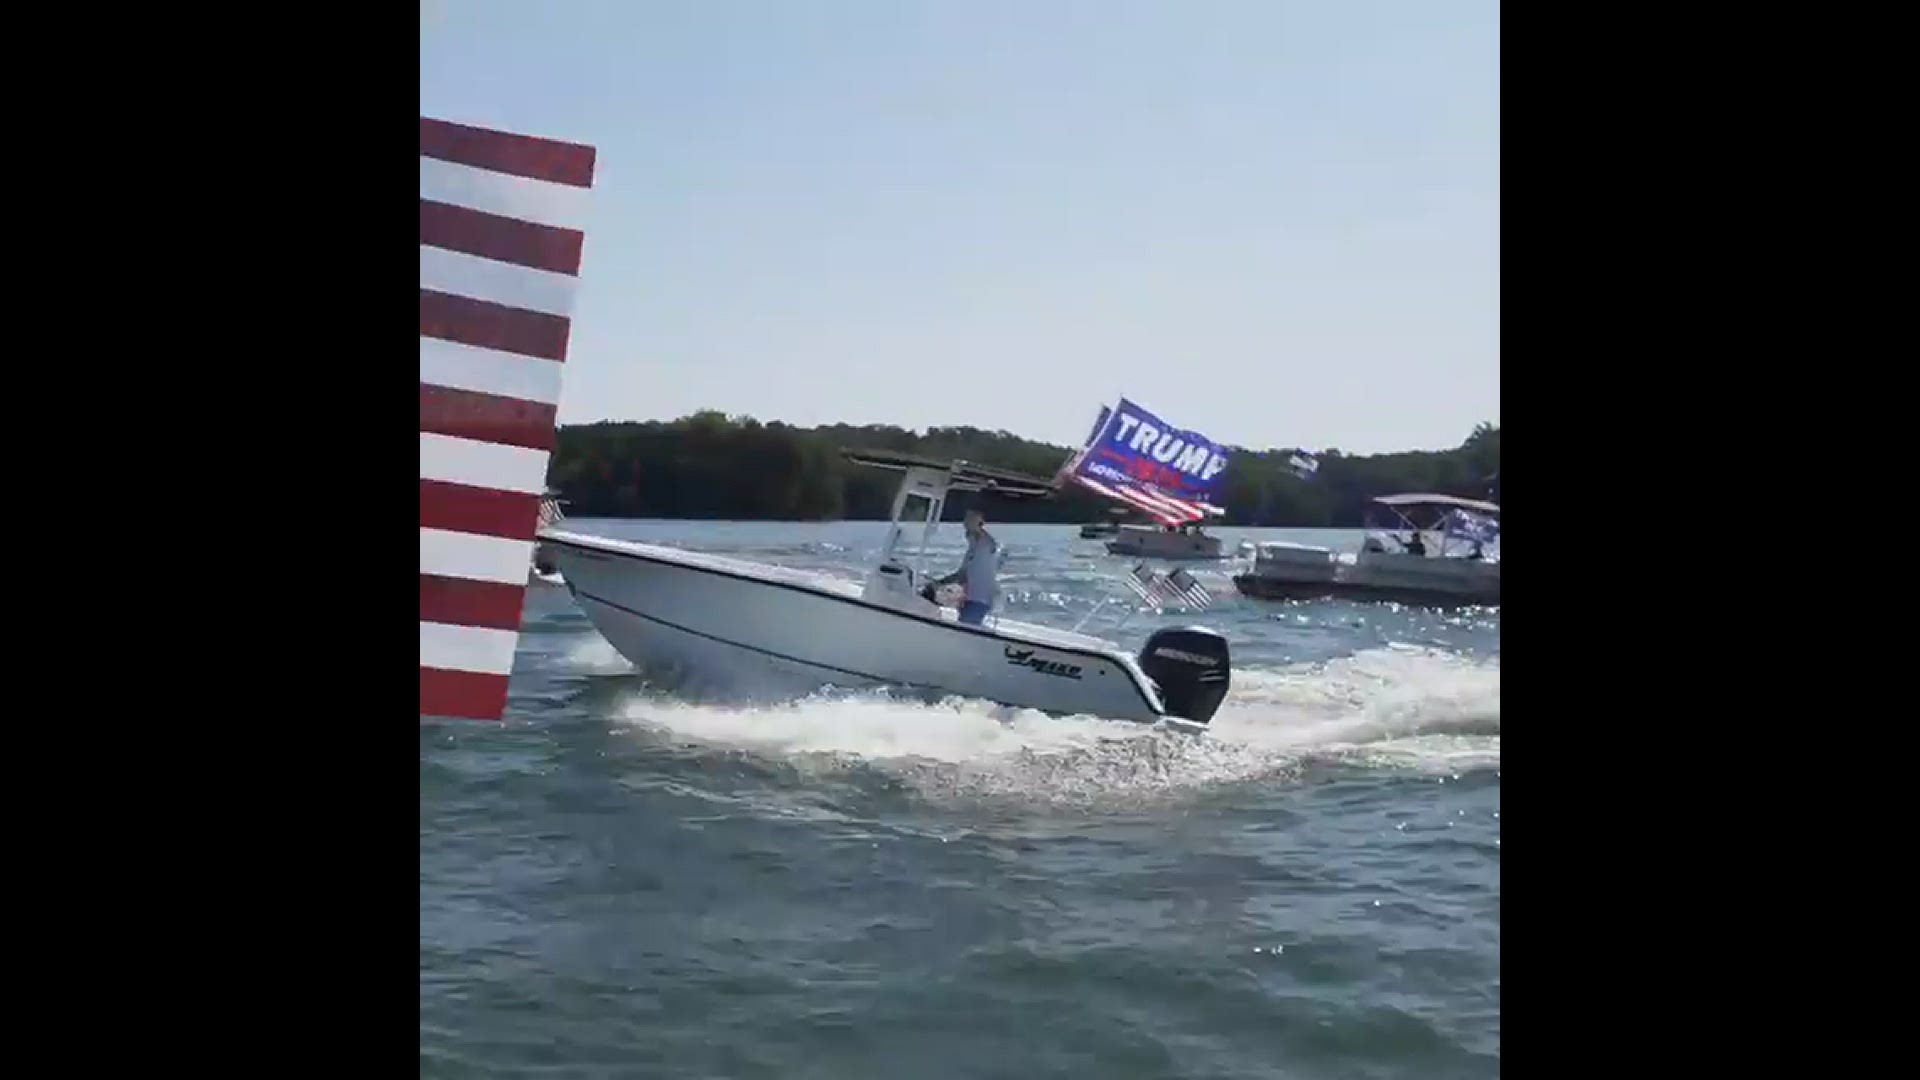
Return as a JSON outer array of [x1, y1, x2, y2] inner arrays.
[[841, 448, 1057, 499], [1373, 492, 1501, 515]]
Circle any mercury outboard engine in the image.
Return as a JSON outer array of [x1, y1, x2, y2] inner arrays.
[[1137, 627, 1231, 725]]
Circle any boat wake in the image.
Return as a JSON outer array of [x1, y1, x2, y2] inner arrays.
[[600, 645, 1498, 807]]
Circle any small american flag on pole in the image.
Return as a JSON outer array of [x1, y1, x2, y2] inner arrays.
[[420, 117, 596, 722], [1119, 561, 1213, 612], [1123, 561, 1164, 608], [1163, 567, 1214, 610]]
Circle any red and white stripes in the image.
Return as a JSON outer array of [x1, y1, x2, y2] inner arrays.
[[1070, 475, 1221, 527], [420, 117, 596, 721]]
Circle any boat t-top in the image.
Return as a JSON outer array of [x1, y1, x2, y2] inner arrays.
[[539, 449, 1233, 730]]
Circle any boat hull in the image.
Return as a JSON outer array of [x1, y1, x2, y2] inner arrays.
[[1104, 533, 1226, 560], [543, 533, 1172, 723], [1232, 571, 1498, 608]]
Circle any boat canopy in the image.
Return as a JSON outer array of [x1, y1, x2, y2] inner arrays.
[[1363, 492, 1500, 553], [1372, 493, 1501, 515], [841, 448, 1057, 500]]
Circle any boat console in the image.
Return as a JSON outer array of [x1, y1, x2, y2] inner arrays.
[[861, 558, 943, 617]]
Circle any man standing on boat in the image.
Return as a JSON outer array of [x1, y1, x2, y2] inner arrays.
[[929, 508, 999, 626]]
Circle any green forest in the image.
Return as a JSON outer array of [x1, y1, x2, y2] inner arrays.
[[546, 412, 1500, 527]]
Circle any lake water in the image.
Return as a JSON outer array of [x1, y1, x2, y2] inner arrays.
[[421, 520, 1499, 1078]]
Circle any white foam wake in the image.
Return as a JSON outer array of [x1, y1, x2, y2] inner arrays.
[[610, 646, 1498, 805]]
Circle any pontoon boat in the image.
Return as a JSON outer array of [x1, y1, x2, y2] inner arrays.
[[1105, 522, 1228, 560], [1232, 493, 1499, 607]]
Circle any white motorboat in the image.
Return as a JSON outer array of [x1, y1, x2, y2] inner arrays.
[[540, 450, 1233, 729], [1233, 493, 1499, 607], [1104, 522, 1228, 561]]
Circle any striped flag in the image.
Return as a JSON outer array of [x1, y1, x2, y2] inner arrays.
[[1117, 561, 1213, 612], [1070, 474, 1219, 526], [420, 117, 596, 722], [1163, 567, 1214, 610], [1123, 561, 1164, 608], [1287, 451, 1319, 480], [1058, 396, 1231, 525]]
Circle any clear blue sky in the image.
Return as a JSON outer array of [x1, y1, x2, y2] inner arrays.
[[422, 0, 1499, 455]]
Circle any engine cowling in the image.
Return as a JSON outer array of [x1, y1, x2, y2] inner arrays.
[[1137, 627, 1231, 725]]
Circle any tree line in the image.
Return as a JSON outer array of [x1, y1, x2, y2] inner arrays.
[[546, 411, 1499, 527]]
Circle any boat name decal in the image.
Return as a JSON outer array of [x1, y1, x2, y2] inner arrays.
[[1004, 646, 1083, 680], [1152, 647, 1218, 666]]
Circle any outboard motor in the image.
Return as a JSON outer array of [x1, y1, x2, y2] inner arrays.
[[1137, 627, 1231, 725]]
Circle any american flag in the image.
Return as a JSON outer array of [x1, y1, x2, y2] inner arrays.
[[1070, 473, 1220, 527], [1163, 567, 1214, 610], [1120, 561, 1213, 611], [420, 117, 596, 722], [537, 493, 567, 530], [1123, 561, 1164, 608], [1287, 451, 1319, 480]]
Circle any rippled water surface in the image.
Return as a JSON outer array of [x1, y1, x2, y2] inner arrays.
[[421, 521, 1499, 1078]]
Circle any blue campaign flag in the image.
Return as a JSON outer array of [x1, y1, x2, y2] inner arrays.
[[1072, 397, 1231, 511], [1443, 508, 1500, 544]]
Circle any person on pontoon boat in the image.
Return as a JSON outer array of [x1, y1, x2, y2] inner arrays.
[[928, 507, 999, 626]]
